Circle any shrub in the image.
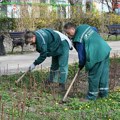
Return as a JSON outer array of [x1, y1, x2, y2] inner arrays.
[[1, 4, 119, 33], [0, 18, 16, 32]]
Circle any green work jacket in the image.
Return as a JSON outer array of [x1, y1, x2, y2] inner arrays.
[[34, 29, 62, 65], [73, 24, 111, 70]]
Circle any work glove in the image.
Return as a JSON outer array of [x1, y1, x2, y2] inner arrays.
[[29, 63, 36, 72], [79, 64, 84, 70]]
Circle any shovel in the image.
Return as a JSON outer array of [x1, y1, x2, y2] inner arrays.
[[62, 68, 80, 102]]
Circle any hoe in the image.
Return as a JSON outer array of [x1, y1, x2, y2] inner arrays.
[[62, 68, 80, 102]]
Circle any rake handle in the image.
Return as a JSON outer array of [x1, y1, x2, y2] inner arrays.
[[15, 70, 29, 84], [62, 68, 80, 102]]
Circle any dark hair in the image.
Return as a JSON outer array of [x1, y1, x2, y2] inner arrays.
[[64, 22, 76, 29], [24, 31, 35, 44]]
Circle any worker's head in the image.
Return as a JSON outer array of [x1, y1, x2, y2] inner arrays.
[[64, 22, 76, 38], [24, 31, 36, 45]]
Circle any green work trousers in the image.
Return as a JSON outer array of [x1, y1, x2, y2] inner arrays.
[[49, 40, 69, 84], [87, 54, 110, 100]]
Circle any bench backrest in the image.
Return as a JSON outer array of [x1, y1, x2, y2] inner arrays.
[[9, 32, 25, 39], [107, 24, 120, 33]]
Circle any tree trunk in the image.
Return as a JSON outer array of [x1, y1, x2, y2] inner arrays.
[[82, 0, 86, 13]]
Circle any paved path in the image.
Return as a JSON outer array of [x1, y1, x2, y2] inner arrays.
[[0, 41, 120, 75]]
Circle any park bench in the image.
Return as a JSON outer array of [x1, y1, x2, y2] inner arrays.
[[9, 32, 25, 53], [106, 24, 120, 40]]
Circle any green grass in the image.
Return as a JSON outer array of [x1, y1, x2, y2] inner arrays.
[[0, 62, 120, 119], [0, 83, 120, 120], [110, 57, 120, 63]]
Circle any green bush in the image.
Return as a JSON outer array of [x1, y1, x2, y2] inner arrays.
[[0, 18, 16, 32], [35, 12, 120, 33]]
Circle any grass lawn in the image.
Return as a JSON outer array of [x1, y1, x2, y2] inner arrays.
[[0, 59, 120, 120]]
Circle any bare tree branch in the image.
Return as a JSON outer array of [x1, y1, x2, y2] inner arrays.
[[68, 0, 79, 5], [105, 0, 113, 12]]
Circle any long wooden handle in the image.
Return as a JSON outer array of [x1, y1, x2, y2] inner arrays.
[[15, 70, 29, 84], [62, 68, 80, 102]]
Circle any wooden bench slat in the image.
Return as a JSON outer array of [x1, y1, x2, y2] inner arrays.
[[106, 24, 120, 40], [9, 32, 25, 39]]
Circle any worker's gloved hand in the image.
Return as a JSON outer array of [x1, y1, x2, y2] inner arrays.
[[29, 63, 36, 71], [79, 64, 84, 70]]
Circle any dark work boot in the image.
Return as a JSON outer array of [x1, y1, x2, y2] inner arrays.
[[98, 90, 108, 98], [59, 83, 65, 92]]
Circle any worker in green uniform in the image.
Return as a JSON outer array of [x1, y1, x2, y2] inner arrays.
[[64, 22, 111, 100], [24, 29, 73, 91]]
